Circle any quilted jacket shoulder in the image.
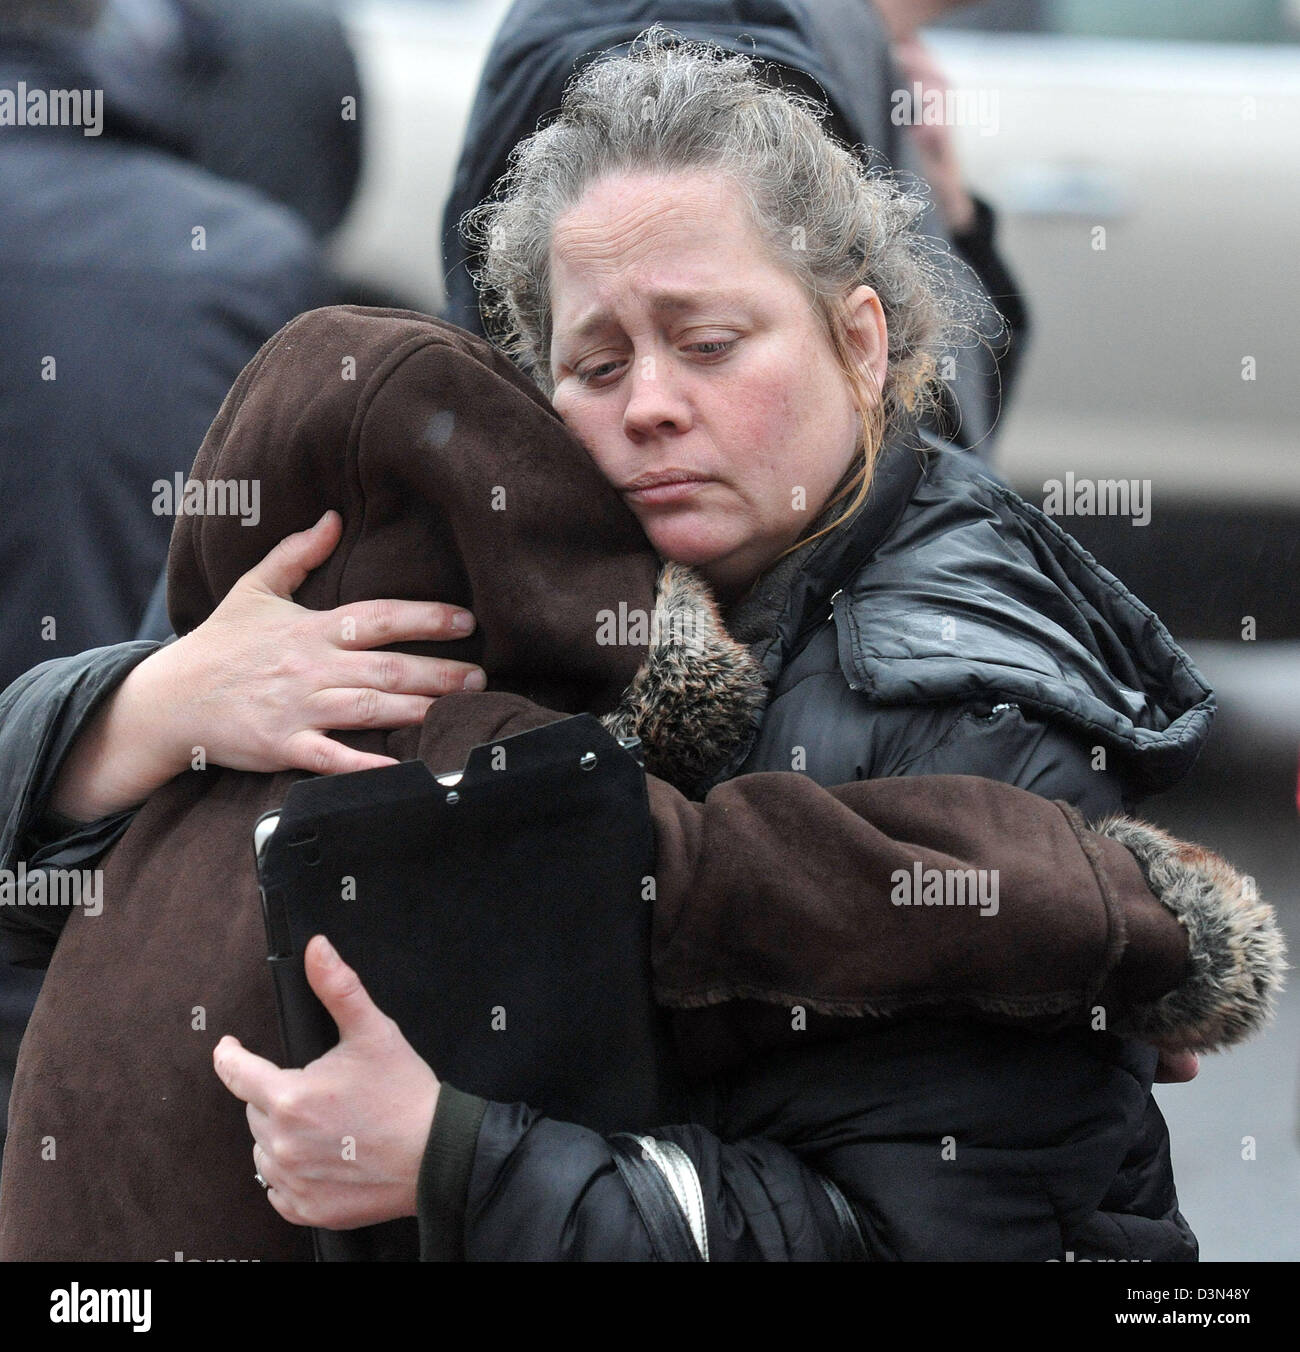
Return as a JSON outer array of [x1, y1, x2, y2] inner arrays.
[[835, 450, 1215, 794], [736, 446, 1214, 814]]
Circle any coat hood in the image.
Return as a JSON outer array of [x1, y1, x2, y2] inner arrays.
[[164, 305, 766, 795], [440, 0, 854, 338]]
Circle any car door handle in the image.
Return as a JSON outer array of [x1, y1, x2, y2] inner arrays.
[[997, 162, 1134, 220]]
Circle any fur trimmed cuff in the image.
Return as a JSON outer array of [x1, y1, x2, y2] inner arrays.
[[1094, 815, 1288, 1052]]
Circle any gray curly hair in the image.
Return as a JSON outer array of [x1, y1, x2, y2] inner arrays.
[[461, 24, 970, 549]]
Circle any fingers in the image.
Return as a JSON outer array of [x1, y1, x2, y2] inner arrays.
[[247, 1100, 272, 1144], [281, 731, 402, 777], [246, 510, 343, 599], [252, 1142, 310, 1227], [304, 935, 392, 1043], [213, 1034, 288, 1113], [1154, 1048, 1200, 1084], [253, 1140, 276, 1192], [314, 597, 489, 703], [183, 514, 487, 779], [331, 597, 476, 650], [306, 681, 473, 734], [305, 690, 436, 735], [328, 648, 487, 702]]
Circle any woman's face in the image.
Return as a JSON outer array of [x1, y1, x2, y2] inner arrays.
[[548, 170, 888, 603]]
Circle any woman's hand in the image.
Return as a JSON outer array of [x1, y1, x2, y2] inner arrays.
[[892, 38, 977, 237], [213, 934, 441, 1230], [50, 510, 486, 821]]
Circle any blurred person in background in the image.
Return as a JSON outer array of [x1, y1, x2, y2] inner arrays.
[[88, 0, 361, 242], [0, 0, 356, 1159], [0, 0, 345, 686], [442, 0, 1029, 461], [87, 0, 366, 639]]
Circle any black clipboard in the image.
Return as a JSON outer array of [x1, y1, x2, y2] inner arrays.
[[252, 713, 683, 1261]]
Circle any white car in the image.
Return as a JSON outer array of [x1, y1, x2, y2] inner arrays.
[[330, 0, 1299, 510], [931, 5, 1300, 508]]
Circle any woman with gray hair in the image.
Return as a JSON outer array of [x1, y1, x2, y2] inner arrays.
[[0, 29, 1266, 1260]]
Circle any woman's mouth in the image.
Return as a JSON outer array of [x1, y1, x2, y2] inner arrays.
[[623, 472, 713, 505]]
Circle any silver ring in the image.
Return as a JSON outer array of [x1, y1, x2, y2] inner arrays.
[[254, 1171, 270, 1191]]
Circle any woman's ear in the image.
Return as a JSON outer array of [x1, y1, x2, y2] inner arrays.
[[839, 285, 889, 404]]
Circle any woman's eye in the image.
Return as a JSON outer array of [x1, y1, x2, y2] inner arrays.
[[577, 360, 622, 386], [575, 340, 734, 384]]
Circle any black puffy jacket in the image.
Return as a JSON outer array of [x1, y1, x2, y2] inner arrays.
[[412, 436, 1213, 1262]]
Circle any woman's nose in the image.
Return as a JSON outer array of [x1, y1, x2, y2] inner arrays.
[[622, 354, 692, 439]]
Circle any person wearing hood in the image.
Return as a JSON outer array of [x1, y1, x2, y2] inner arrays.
[[441, 0, 1027, 460], [0, 32, 1285, 1261]]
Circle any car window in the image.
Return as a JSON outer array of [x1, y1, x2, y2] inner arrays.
[[938, 0, 1300, 44]]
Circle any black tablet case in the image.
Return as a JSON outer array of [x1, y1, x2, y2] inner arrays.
[[254, 714, 684, 1261]]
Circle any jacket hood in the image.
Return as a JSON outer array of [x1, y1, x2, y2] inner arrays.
[[165, 305, 766, 794], [441, 0, 856, 338], [830, 450, 1216, 797]]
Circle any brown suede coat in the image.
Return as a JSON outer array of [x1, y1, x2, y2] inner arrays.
[[0, 308, 1274, 1262]]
